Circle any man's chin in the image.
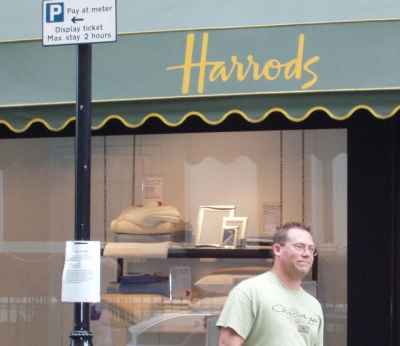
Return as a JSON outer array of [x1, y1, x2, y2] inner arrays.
[[295, 265, 311, 277]]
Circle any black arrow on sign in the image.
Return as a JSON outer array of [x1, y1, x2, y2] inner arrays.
[[72, 17, 84, 23]]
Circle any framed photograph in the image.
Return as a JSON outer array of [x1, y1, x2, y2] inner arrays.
[[222, 216, 248, 245], [221, 226, 239, 248], [196, 205, 236, 246]]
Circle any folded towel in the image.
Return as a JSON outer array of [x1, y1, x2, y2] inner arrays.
[[111, 205, 185, 235], [114, 231, 186, 243], [120, 274, 168, 285], [111, 220, 185, 235], [118, 281, 170, 296], [117, 205, 182, 227], [103, 242, 170, 258]]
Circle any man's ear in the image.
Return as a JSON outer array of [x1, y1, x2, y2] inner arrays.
[[272, 243, 281, 257]]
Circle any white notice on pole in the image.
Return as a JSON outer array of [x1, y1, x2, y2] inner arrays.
[[62, 241, 101, 303]]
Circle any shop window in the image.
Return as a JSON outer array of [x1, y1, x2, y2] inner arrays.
[[0, 129, 347, 346]]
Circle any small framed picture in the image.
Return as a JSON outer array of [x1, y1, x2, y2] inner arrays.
[[221, 216, 248, 247], [196, 205, 236, 246], [221, 226, 238, 248]]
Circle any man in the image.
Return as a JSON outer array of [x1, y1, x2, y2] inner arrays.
[[217, 222, 324, 346]]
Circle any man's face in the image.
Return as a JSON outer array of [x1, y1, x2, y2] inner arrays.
[[274, 228, 316, 279]]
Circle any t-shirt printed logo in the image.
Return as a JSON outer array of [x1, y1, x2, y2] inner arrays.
[[272, 304, 319, 331], [298, 324, 310, 334]]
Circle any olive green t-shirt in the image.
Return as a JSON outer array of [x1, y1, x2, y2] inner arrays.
[[216, 271, 324, 346]]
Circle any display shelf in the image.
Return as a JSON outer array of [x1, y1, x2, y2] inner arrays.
[[112, 246, 271, 284], [168, 245, 273, 258], [110, 244, 317, 283]]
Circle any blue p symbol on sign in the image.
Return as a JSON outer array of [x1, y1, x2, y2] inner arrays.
[[46, 3, 64, 23]]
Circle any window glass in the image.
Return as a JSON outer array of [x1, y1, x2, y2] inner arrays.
[[0, 129, 346, 346]]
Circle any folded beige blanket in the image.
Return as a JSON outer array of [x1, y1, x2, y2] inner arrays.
[[103, 242, 170, 258], [111, 220, 185, 235], [118, 205, 182, 226], [111, 205, 185, 235]]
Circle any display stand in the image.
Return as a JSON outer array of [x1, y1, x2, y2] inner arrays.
[[112, 246, 318, 282]]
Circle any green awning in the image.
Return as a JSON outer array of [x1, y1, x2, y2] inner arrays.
[[1, 19, 400, 133], [1, 91, 398, 133]]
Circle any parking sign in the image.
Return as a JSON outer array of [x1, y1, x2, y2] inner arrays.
[[46, 2, 64, 23], [42, 0, 117, 46]]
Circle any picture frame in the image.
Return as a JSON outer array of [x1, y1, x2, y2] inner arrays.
[[220, 226, 239, 248], [195, 205, 236, 246], [222, 216, 248, 246]]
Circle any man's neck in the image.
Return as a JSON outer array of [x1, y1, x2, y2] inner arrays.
[[271, 266, 302, 290]]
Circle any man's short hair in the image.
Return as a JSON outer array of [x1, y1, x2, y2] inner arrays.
[[273, 222, 311, 245]]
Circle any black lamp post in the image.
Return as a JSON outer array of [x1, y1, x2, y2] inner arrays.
[[69, 43, 93, 346]]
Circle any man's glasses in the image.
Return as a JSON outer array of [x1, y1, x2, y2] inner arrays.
[[286, 242, 318, 256]]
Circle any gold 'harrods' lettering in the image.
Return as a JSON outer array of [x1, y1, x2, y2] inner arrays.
[[166, 32, 320, 95]]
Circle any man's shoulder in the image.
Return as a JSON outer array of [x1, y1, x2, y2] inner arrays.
[[234, 271, 273, 292], [300, 289, 324, 314], [223, 271, 270, 307]]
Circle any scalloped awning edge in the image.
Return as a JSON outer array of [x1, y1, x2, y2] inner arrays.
[[0, 104, 398, 133]]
